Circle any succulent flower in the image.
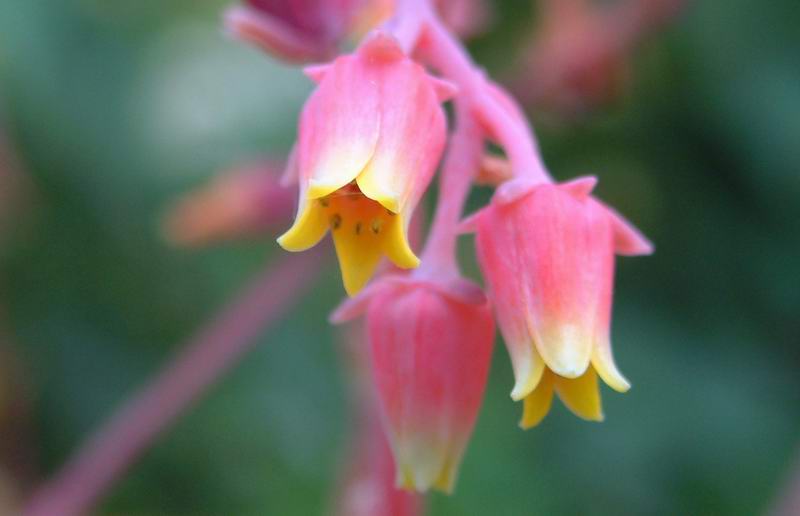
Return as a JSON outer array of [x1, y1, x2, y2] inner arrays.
[[277, 33, 454, 295], [464, 177, 652, 427]]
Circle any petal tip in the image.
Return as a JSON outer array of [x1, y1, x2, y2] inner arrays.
[[608, 208, 654, 256], [303, 63, 330, 83], [599, 370, 632, 393], [429, 76, 459, 102], [561, 176, 598, 199], [276, 232, 303, 252], [510, 362, 545, 401], [592, 347, 632, 393]]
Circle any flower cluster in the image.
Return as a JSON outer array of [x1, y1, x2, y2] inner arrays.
[[226, 0, 655, 497]]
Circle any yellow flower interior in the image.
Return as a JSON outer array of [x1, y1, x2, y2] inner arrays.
[[519, 367, 604, 429], [277, 182, 419, 295]]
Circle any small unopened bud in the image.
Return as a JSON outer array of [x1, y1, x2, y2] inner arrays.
[[162, 160, 293, 247]]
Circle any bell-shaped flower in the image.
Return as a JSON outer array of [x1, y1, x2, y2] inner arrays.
[[277, 33, 455, 295], [225, 0, 392, 63], [331, 276, 494, 493], [463, 177, 652, 428]]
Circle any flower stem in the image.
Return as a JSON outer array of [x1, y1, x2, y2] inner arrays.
[[23, 251, 324, 516], [387, 0, 551, 185], [420, 19, 550, 185], [417, 102, 482, 278]]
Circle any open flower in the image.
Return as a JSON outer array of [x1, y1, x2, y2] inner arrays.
[[464, 177, 652, 427], [332, 277, 494, 493], [277, 33, 454, 295]]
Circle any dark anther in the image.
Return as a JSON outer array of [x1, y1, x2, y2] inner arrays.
[[319, 198, 329, 207], [355, 222, 362, 235], [331, 214, 342, 229]]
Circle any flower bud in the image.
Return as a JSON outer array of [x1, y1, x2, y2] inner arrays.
[[225, 0, 385, 63], [334, 277, 494, 492], [162, 160, 292, 247]]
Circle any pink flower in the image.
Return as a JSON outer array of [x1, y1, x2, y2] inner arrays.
[[225, 0, 393, 63], [510, 0, 685, 113], [463, 177, 652, 427], [332, 277, 494, 493], [277, 33, 455, 295]]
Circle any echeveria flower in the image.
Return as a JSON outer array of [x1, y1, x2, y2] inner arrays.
[[465, 177, 652, 427], [277, 33, 454, 295]]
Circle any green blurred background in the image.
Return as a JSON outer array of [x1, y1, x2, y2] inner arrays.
[[0, 0, 798, 514]]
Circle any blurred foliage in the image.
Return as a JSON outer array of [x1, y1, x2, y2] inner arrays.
[[0, 0, 798, 514]]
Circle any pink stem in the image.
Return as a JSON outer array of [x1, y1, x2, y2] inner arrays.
[[421, 20, 550, 185], [384, 0, 551, 276], [23, 251, 324, 516], [388, 0, 550, 185], [416, 103, 482, 277]]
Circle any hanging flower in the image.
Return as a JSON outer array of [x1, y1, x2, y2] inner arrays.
[[277, 32, 455, 295], [332, 277, 494, 492], [464, 177, 652, 427]]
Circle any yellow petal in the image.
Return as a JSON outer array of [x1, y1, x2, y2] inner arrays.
[[398, 464, 416, 491], [332, 220, 385, 296], [324, 187, 418, 295], [519, 371, 554, 429], [276, 199, 328, 251], [553, 367, 604, 422], [382, 211, 420, 269], [433, 452, 458, 494]]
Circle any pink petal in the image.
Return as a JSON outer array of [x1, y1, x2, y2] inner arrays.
[[303, 63, 331, 83], [355, 51, 447, 216], [368, 283, 494, 492], [607, 206, 654, 256], [428, 76, 459, 101], [560, 175, 597, 199], [297, 51, 382, 197]]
